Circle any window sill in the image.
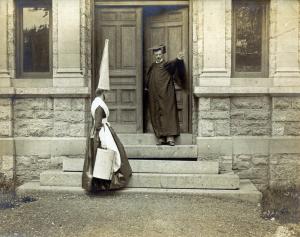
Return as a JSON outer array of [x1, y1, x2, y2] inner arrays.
[[0, 87, 90, 98]]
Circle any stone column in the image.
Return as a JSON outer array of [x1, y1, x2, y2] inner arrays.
[[199, 0, 230, 86], [273, 0, 300, 86], [53, 0, 84, 87], [0, 0, 11, 87]]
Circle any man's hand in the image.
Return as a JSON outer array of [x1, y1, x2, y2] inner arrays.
[[177, 52, 184, 60]]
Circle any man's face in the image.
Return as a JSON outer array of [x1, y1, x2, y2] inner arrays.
[[154, 50, 163, 62]]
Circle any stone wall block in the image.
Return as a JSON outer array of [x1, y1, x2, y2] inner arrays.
[[211, 98, 230, 111], [14, 120, 53, 137], [54, 99, 72, 111], [200, 111, 229, 120], [272, 110, 300, 122], [245, 111, 270, 120], [54, 111, 85, 123], [252, 128, 271, 136], [0, 106, 10, 120], [34, 111, 54, 119], [291, 98, 300, 109], [71, 98, 87, 111], [198, 98, 210, 111], [69, 123, 86, 137], [231, 97, 269, 109], [215, 120, 230, 136], [273, 97, 292, 109], [272, 122, 285, 136], [285, 123, 300, 136], [199, 120, 214, 137], [230, 111, 244, 120], [0, 99, 10, 106], [15, 110, 35, 119], [54, 122, 70, 137], [14, 99, 48, 111], [0, 122, 12, 137]]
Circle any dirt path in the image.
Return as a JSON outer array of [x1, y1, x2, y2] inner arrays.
[[0, 192, 287, 237]]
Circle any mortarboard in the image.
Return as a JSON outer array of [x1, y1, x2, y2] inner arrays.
[[148, 44, 166, 54]]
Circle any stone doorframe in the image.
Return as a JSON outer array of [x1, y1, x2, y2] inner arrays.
[[91, 0, 194, 134]]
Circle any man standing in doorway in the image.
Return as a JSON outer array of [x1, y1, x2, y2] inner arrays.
[[145, 45, 185, 146]]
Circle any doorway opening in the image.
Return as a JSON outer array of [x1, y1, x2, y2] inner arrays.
[[93, 4, 190, 134]]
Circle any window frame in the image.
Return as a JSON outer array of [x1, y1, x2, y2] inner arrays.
[[232, 0, 269, 78], [16, 0, 53, 78]]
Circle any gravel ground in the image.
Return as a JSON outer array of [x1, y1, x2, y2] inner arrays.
[[0, 192, 290, 237]]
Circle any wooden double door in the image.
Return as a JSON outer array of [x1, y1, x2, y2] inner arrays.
[[94, 6, 189, 133]]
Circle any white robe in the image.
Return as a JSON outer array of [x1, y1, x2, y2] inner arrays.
[[91, 97, 121, 172]]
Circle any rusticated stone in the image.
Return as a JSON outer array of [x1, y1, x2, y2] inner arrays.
[[199, 120, 214, 137], [69, 123, 86, 137], [34, 111, 54, 119], [272, 110, 300, 122], [0, 122, 11, 136], [231, 97, 269, 109], [54, 122, 70, 137], [14, 120, 53, 137], [211, 98, 230, 111], [252, 156, 269, 166], [54, 99, 72, 111], [200, 111, 229, 120], [230, 111, 244, 119], [252, 128, 270, 136], [245, 111, 270, 120], [272, 122, 285, 136], [0, 99, 10, 106], [0, 107, 10, 120], [215, 120, 230, 136], [14, 99, 48, 111], [285, 123, 300, 136], [273, 97, 291, 109], [54, 111, 85, 123], [15, 110, 35, 119], [291, 97, 300, 109], [231, 127, 252, 136], [71, 98, 86, 111], [199, 98, 210, 111]]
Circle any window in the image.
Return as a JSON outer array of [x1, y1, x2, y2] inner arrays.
[[232, 0, 269, 78], [16, 0, 52, 78]]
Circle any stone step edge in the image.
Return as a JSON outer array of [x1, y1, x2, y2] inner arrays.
[[63, 158, 219, 174], [16, 180, 261, 204], [40, 170, 239, 189]]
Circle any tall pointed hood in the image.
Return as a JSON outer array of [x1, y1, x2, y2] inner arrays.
[[97, 39, 110, 90]]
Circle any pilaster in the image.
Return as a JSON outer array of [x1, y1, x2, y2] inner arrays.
[[199, 0, 230, 86], [53, 0, 84, 87], [0, 0, 11, 87], [273, 0, 300, 86]]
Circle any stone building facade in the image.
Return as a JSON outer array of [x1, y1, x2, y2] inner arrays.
[[0, 0, 300, 191]]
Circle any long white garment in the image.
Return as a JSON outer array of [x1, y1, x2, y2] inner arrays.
[[91, 97, 121, 172]]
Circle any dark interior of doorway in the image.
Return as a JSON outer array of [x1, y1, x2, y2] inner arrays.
[[142, 5, 189, 133]]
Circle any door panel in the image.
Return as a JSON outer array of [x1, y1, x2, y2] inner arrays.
[[144, 7, 189, 133], [95, 8, 143, 133]]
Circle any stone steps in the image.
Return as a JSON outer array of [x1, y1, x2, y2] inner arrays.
[[63, 159, 219, 174], [119, 133, 193, 145], [40, 170, 239, 190], [124, 145, 197, 159], [17, 179, 262, 203]]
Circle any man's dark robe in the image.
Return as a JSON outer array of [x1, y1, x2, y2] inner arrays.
[[145, 58, 185, 138], [82, 106, 132, 192]]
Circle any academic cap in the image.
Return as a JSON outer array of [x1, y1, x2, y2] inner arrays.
[[148, 44, 166, 54]]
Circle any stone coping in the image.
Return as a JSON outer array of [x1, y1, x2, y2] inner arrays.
[[194, 86, 300, 97], [0, 87, 90, 98]]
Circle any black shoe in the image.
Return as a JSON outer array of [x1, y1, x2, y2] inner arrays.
[[167, 141, 175, 146]]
